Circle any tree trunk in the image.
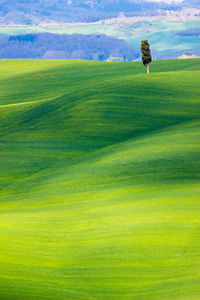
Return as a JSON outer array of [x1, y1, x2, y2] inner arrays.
[[146, 64, 150, 74]]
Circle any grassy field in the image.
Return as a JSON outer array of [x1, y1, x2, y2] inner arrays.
[[0, 59, 200, 300]]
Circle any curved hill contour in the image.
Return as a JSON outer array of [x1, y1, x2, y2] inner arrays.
[[0, 59, 200, 300]]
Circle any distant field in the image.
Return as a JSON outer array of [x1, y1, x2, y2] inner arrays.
[[0, 20, 200, 58], [0, 59, 200, 299]]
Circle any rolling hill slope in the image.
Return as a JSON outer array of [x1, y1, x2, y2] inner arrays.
[[0, 59, 200, 300]]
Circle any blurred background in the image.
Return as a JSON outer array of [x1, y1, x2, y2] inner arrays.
[[0, 0, 200, 60]]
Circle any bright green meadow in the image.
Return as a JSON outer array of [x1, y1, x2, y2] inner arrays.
[[0, 59, 200, 299]]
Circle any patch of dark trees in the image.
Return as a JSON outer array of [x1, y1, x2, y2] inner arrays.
[[0, 33, 139, 61]]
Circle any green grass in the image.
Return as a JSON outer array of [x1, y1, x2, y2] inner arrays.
[[0, 59, 200, 300]]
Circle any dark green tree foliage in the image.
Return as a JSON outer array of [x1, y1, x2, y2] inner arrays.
[[141, 40, 152, 73]]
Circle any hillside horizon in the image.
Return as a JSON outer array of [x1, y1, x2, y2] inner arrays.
[[1, 0, 200, 24], [1, 0, 200, 60]]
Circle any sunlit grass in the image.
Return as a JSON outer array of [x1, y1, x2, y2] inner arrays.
[[0, 59, 200, 299]]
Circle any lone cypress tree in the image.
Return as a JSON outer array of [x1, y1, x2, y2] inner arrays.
[[141, 40, 152, 73]]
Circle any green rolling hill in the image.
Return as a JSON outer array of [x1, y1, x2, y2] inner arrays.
[[0, 59, 200, 300]]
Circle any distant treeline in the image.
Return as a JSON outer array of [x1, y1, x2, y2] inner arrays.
[[178, 28, 200, 36], [0, 33, 139, 61]]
